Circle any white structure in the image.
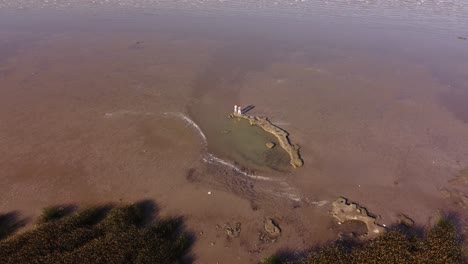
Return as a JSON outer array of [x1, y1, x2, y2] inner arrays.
[[238, 106, 242, 115], [234, 105, 238, 113]]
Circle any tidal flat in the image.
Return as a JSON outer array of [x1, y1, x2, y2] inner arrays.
[[0, 1, 468, 263]]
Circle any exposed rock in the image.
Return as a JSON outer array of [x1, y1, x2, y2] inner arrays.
[[225, 222, 241, 238], [265, 142, 276, 149], [397, 214, 414, 227], [230, 112, 303, 168], [330, 197, 385, 239], [264, 218, 281, 237]]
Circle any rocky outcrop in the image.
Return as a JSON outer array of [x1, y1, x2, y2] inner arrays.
[[330, 197, 385, 239], [230, 113, 303, 168], [259, 219, 281, 243], [264, 218, 281, 237]]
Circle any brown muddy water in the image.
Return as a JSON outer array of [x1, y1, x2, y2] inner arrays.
[[1, 2, 468, 263]]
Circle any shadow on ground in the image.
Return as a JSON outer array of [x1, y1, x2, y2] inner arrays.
[[0, 199, 195, 264], [0, 212, 28, 240]]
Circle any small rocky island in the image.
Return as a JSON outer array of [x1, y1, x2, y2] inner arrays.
[[230, 108, 303, 168], [330, 197, 386, 239]]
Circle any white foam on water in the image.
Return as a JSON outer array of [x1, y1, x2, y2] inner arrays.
[[310, 200, 329, 206], [203, 153, 275, 181], [165, 112, 270, 179], [164, 112, 207, 145], [283, 193, 302, 202], [104, 111, 302, 200], [272, 190, 302, 202]]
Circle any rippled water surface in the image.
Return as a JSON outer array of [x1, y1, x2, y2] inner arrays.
[[1, 1, 468, 252], [1, 1, 467, 170]]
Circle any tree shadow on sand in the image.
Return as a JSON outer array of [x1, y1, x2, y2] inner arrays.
[[0, 200, 195, 264], [0, 212, 28, 240]]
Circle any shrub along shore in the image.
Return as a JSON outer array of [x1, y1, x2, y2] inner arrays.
[[263, 218, 466, 264], [1, 202, 466, 264]]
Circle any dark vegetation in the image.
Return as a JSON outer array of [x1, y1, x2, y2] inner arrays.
[[1, 202, 466, 264], [0, 201, 192, 264], [265, 218, 467, 264], [38, 205, 75, 224]]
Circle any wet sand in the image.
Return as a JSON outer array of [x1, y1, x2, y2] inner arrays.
[[1, 4, 468, 263]]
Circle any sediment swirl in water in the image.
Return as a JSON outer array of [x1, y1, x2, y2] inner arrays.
[[164, 112, 272, 179], [164, 112, 303, 201]]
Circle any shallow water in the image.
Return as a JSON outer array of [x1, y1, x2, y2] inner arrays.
[[1, 1, 467, 181], [1, 2, 468, 262]]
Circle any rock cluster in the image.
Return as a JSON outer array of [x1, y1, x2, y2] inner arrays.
[[330, 197, 385, 239], [225, 222, 241, 238], [259, 218, 281, 243]]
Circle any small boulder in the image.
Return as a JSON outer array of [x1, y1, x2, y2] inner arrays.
[[266, 142, 276, 149], [397, 214, 414, 227], [264, 218, 281, 237]]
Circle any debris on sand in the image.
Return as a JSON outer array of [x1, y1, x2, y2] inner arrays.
[[440, 188, 468, 208], [330, 197, 385, 239], [230, 112, 303, 168], [449, 170, 468, 186], [225, 222, 241, 239], [441, 169, 468, 208], [265, 142, 276, 149]]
